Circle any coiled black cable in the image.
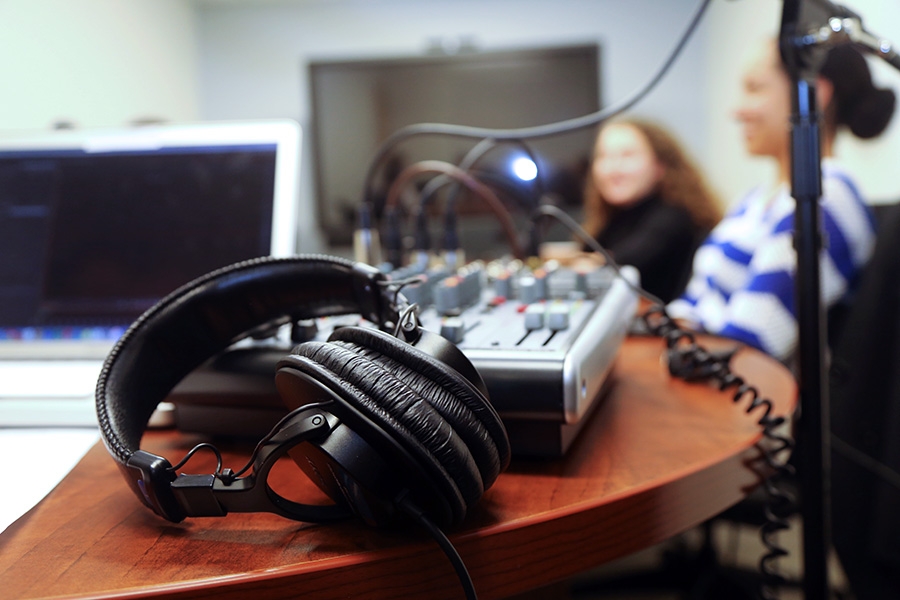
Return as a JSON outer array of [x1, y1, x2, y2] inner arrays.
[[641, 305, 796, 600], [534, 204, 795, 600]]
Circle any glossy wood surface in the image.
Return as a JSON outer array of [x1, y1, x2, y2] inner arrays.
[[0, 335, 796, 600]]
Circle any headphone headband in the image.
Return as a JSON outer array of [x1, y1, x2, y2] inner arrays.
[[95, 255, 395, 505], [95, 253, 509, 530]]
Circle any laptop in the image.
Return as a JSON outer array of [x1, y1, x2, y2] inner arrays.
[[0, 120, 302, 426]]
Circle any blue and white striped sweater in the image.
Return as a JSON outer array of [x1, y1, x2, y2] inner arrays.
[[667, 162, 875, 362]]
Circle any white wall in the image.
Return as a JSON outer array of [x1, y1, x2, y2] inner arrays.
[[704, 0, 900, 205], [0, 0, 199, 131], [193, 0, 900, 228], [2, 0, 899, 248], [193, 0, 712, 251], [194, 0, 710, 141], [830, 1, 900, 203]]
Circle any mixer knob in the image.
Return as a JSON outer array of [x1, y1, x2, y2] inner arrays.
[[290, 319, 319, 343], [439, 317, 466, 344], [533, 268, 548, 301], [519, 275, 538, 304], [494, 271, 512, 299], [575, 270, 589, 296], [434, 276, 461, 315]]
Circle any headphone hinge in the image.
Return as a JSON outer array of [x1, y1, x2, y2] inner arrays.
[[125, 451, 186, 523], [351, 262, 395, 327], [171, 474, 228, 517]]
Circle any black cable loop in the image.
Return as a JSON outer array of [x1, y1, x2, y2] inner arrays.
[[752, 398, 775, 421], [169, 442, 224, 475], [759, 474, 794, 600], [392, 303, 421, 339], [378, 273, 427, 307], [418, 138, 546, 216], [718, 371, 743, 390], [640, 307, 796, 600], [532, 201, 795, 599], [735, 384, 765, 415]]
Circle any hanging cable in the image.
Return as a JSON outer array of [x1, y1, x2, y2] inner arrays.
[[418, 137, 546, 214], [385, 160, 526, 259], [532, 204, 654, 303], [642, 305, 796, 600], [359, 0, 713, 210], [413, 167, 538, 260]]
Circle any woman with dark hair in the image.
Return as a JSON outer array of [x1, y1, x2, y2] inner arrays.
[[668, 41, 896, 362], [581, 118, 722, 302]]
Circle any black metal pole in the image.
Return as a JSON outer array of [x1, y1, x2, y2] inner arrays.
[[778, 1, 900, 596], [779, 2, 832, 598], [788, 78, 832, 600]]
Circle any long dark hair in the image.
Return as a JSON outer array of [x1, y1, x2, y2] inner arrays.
[[819, 44, 896, 139]]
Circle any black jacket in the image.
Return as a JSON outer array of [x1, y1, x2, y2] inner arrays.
[[594, 194, 704, 302]]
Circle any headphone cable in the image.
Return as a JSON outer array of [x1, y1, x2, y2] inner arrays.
[[398, 495, 478, 600]]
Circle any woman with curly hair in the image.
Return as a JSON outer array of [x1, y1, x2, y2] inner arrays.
[[581, 117, 722, 302]]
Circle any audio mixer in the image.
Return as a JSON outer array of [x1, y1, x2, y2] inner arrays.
[[170, 259, 639, 457], [397, 259, 639, 456]]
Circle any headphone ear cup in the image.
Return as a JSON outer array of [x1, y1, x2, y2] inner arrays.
[[275, 326, 508, 528], [326, 325, 509, 487]]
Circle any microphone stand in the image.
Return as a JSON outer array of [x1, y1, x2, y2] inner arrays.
[[779, 1, 838, 597], [778, 35, 832, 600], [779, 2, 900, 598]]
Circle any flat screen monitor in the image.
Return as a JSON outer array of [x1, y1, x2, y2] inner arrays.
[[0, 119, 301, 357], [308, 44, 601, 248]]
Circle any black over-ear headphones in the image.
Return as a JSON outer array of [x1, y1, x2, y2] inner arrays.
[[96, 255, 510, 530]]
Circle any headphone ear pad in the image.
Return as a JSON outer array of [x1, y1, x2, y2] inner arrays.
[[327, 326, 508, 486], [276, 327, 507, 528]]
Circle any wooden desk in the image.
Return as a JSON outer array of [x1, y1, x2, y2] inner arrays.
[[0, 336, 796, 600]]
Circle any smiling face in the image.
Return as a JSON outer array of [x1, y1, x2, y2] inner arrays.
[[591, 122, 664, 208], [734, 42, 792, 163]]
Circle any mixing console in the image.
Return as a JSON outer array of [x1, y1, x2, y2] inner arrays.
[[396, 259, 639, 456], [170, 259, 639, 457]]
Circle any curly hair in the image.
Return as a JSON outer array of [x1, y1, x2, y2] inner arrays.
[[582, 118, 722, 239]]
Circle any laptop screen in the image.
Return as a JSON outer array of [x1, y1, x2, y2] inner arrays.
[[0, 120, 301, 356]]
